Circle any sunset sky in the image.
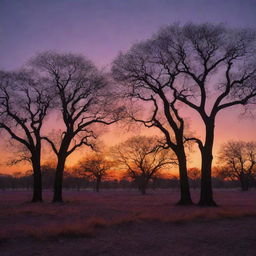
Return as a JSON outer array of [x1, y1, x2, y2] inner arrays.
[[0, 0, 256, 174]]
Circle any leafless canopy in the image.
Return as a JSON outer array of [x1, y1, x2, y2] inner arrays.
[[0, 69, 51, 201], [79, 153, 112, 180], [0, 70, 51, 158], [112, 23, 256, 205], [218, 141, 256, 187], [113, 23, 256, 143], [30, 51, 123, 156], [112, 36, 185, 150], [29, 51, 125, 202], [113, 136, 176, 194]]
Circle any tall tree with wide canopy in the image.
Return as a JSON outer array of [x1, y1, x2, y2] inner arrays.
[[112, 38, 193, 204], [152, 23, 256, 205], [113, 23, 256, 206], [0, 70, 51, 202], [31, 51, 122, 202]]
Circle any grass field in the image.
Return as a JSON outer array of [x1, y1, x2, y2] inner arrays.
[[1, 189, 256, 256]]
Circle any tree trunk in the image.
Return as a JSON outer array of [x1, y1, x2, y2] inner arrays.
[[96, 177, 101, 192], [176, 148, 193, 205], [137, 177, 147, 195], [53, 157, 65, 202], [240, 175, 249, 191], [199, 121, 217, 206], [31, 155, 43, 202], [140, 181, 146, 195]]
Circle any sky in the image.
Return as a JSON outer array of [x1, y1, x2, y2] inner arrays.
[[1, 0, 256, 70], [0, 0, 256, 174]]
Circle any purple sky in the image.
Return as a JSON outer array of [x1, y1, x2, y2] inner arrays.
[[0, 0, 256, 172], [1, 0, 256, 70]]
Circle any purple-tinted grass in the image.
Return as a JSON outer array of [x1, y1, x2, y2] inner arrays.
[[0, 189, 255, 240]]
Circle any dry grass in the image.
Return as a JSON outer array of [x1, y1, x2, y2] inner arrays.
[[0, 189, 256, 241], [217, 208, 256, 219], [25, 222, 95, 240], [15, 207, 256, 241]]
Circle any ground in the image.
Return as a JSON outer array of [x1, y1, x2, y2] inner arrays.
[[0, 189, 256, 256]]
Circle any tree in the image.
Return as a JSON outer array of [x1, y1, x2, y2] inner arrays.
[[112, 39, 193, 204], [0, 70, 51, 202], [114, 23, 256, 205], [41, 163, 56, 190], [78, 153, 112, 192], [158, 23, 256, 205], [113, 136, 176, 195], [218, 141, 256, 191], [31, 51, 122, 202], [188, 167, 201, 189]]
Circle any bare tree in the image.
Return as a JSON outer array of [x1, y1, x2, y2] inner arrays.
[[78, 153, 112, 192], [218, 141, 256, 191], [0, 70, 51, 202], [188, 167, 201, 189], [155, 23, 256, 205], [114, 23, 256, 205], [31, 51, 122, 202], [112, 41, 193, 204], [113, 136, 176, 195]]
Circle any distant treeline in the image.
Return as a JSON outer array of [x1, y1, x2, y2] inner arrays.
[[0, 170, 248, 191]]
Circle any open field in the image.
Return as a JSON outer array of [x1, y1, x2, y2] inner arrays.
[[1, 189, 256, 256]]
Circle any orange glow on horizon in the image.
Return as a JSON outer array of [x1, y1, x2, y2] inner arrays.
[[0, 105, 255, 176]]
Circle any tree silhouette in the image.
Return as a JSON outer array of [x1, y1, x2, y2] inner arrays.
[[218, 141, 256, 191], [78, 153, 112, 192], [158, 24, 256, 205], [113, 136, 176, 195], [114, 23, 256, 206], [112, 40, 193, 204], [0, 70, 51, 202], [31, 51, 122, 202], [188, 167, 201, 189]]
